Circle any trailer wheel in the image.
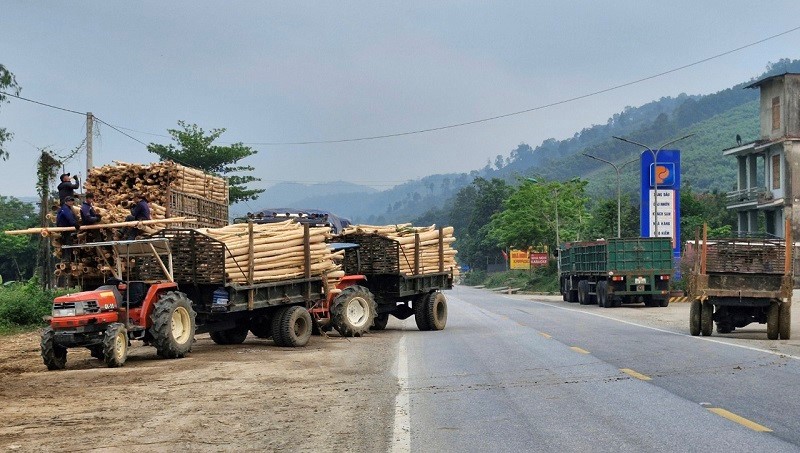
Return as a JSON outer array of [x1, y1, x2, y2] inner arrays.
[[425, 291, 448, 331], [103, 323, 128, 368], [597, 281, 608, 308], [578, 280, 589, 305], [767, 301, 780, 340], [271, 307, 289, 346], [249, 315, 273, 339], [277, 306, 313, 347], [700, 301, 714, 336], [151, 291, 196, 359], [332, 285, 377, 337], [41, 328, 67, 371], [689, 300, 701, 336], [210, 325, 249, 345], [414, 294, 431, 331], [779, 301, 791, 340], [371, 313, 390, 331]]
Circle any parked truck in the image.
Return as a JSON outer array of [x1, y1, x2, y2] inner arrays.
[[558, 237, 673, 308], [688, 224, 792, 339], [41, 226, 376, 369]]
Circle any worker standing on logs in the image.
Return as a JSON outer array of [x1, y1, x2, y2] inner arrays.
[[56, 196, 80, 260], [124, 193, 151, 240], [57, 173, 80, 205]]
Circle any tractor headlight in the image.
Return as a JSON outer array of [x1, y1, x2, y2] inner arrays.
[[51, 302, 87, 317]]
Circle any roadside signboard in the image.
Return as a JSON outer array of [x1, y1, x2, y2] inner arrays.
[[510, 249, 530, 270], [530, 253, 548, 267], [640, 149, 681, 259]]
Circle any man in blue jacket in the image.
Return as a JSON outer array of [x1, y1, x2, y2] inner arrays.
[[56, 196, 80, 259], [124, 193, 151, 240], [80, 193, 102, 242]]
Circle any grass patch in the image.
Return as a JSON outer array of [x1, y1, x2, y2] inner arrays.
[[0, 278, 70, 335]]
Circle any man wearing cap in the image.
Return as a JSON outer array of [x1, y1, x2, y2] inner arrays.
[[80, 193, 102, 242], [124, 193, 151, 240], [57, 173, 80, 205], [56, 197, 80, 255]]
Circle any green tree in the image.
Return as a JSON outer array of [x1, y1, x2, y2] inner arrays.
[[147, 121, 265, 204], [584, 197, 640, 240], [0, 64, 21, 161], [0, 196, 38, 281]]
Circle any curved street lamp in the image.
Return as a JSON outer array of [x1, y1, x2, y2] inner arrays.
[[581, 154, 637, 238]]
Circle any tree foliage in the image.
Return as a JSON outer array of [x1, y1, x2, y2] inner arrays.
[[0, 196, 38, 282], [147, 121, 265, 204], [0, 64, 21, 161]]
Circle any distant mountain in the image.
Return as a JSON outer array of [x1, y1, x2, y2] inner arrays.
[[230, 181, 379, 219]]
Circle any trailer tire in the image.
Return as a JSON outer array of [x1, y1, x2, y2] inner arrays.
[[103, 323, 128, 368], [779, 301, 791, 340], [371, 313, 390, 331], [767, 301, 780, 340], [689, 300, 701, 336], [277, 306, 313, 347], [41, 328, 67, 371], [414, 294, 431, 331], [700, 301, 714, 336], [271, 307, 289, 346], [578, 280, 589, 305], [332, 286, 377, 337], [596, 281, 608, 308], [210, 325, 249, 345], [249, 315, 273, 339], [425, 291, 448, 331], [151, 291, 196, 359]]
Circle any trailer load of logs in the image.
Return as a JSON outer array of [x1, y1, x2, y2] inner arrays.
[[338, 223, 458, 276]]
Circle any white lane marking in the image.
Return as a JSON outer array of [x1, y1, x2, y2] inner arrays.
[[392, 335, 410, 453], [502, 295, 800, 361]]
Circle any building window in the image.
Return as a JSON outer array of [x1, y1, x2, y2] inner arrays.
[[772, 154, 781, 189], [772, 96, 780, 130]]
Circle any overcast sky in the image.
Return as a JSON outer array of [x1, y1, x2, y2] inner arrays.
[[1, 1, 799, 206]]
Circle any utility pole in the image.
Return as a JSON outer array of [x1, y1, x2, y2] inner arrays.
[[86, 112, 93, 174]]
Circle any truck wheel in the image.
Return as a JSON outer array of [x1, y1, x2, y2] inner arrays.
[[596, 281, 608, 308], [659, 298, 669, 307], [414, 294, 431, 331], [767, 301, 780, 340], [371, 313, 390, 331], [700, 301, 714, 336], [332, 285, 377, 337], [103, 323, 128, 368], [271, 307, 289, 346], [779, 301, 791, 340], [249, 315, 273, 339], [41, 328, 67, 371], [210, 325, 249, 345], [689, 300, 701, 336], [578, 280, 589, 305], [88, 345, 105, 360], [151, 291, 196, 359], [277, 306, 313, 347], [425, 291, 448, 331], [716, 323, 733, 334]]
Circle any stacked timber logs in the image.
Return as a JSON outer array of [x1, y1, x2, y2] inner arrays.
[[196, 221, 344, 288], [339, 223, 458, 276]]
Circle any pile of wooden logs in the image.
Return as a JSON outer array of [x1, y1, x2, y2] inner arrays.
[[197, 221, 344, 288], [339, 223, 458, 276]]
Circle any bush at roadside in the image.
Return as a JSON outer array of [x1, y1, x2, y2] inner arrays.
[[0, 278, 68, 333]]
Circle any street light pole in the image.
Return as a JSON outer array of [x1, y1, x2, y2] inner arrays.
[[612, 134, 694, 238], [581, 154, 637, 238]]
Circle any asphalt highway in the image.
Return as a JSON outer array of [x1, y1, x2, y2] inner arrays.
[[390, 286, 800, 452]]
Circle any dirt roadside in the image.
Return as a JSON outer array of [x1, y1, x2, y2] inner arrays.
[[0, 328, 402, 452]]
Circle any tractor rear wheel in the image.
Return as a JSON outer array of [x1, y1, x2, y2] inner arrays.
[[210, 325, 249, 345], [414, 294, 431, 331], [277, 306, 313, 347], [103, 323, 128, 368], [689, 299, 701, 336], [332, 285, 376, 337], [371, 313, 390, 331], [41, 328, 67, 371], [151, 291, 196, 359], [767, 301, 780, 340], [425, 291, 448, 331], [779, 301, 792, 340]]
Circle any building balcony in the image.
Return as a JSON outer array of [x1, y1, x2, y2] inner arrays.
[[726, 186, 768, 209]]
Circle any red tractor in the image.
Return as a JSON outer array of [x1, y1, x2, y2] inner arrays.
[[41, 239, 196, 369]]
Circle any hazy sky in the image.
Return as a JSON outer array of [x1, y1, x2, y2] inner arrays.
[[2, 1, 799, 210]]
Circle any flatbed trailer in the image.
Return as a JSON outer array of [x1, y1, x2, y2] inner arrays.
[[338, 230, 454, 331], [558, 237, 673, 308], [688, 223, 792, 339]]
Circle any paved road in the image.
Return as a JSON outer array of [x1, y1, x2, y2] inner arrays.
[[389, 286, 800, 452]]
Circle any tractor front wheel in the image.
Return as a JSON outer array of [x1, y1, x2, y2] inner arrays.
[[150, 291, 196, 359], [103, 323, 128, 368], [41, 328, 67, 371]]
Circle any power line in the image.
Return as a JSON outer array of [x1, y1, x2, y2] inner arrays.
[[2, 24, 799, 147]]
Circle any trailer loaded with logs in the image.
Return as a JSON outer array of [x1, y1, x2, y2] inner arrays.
[[688, 223, 792, 339]]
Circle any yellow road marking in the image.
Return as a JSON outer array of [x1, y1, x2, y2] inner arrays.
[[570, 346, 590, 354], [539, 332, 552, 339], [620, 368, 652, 381], [707, 408, 772, 432]]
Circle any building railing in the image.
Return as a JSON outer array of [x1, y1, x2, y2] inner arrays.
[[726, 186, 767, 205]]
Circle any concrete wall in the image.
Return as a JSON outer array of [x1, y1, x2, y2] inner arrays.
[[759, 78, 784, 140], [786, 76, 800, 138], [787, 141, 800, 239]]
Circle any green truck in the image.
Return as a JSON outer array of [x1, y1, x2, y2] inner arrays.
[[558, 237, 673, 308]]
